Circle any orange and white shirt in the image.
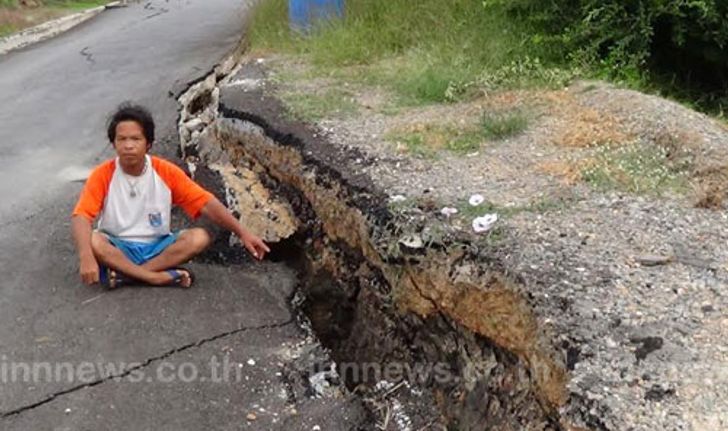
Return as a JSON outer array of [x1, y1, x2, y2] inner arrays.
[[73, 155, 213, 243]]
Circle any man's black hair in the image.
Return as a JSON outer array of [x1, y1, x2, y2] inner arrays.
[[107, 103, 155, 145]]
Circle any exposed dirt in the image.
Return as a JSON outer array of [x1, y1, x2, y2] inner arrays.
[[177, 53, 728, 431]]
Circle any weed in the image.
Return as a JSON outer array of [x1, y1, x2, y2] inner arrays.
[[0, 23, 13, 37], [280, 88, 359, 122], [446, 134, 481, 154], [480, 111, 529, 140], [386, 132, 437, 159], [385, 109, 530, 158], [386, 122, 485, 157], [248, 0, 576, 104], [456, 196, 569, 221], [580, 142, 691, 194], [386, 196, 419, 213], [250, 0, 728, 116], [53, 1, 108, 10], [378, 103, 402, 116], [476, 56, 581, 93], [483, 225, 506, 245]]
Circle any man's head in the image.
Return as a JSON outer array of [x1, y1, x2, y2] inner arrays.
[[107, 103, 155, 169]]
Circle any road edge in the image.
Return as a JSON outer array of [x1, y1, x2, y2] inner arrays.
[[0, 1, 124, 56]]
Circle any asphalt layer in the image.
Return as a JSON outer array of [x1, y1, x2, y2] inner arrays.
[[0, 0, 243, 221], [0, 1, 365, 428]]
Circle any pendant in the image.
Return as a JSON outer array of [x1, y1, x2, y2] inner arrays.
[[130, 190, 137, 198]]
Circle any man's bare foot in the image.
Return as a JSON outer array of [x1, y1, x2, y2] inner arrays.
[[154, 268, 194, 288], [106, 268, 131, 289]]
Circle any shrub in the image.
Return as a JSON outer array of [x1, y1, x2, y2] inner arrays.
[[495, 0, 728, 106]]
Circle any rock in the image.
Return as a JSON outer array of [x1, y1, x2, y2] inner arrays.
[[184, 118, 205, 133], [399, 234, 424, 249], [211, 87, 220, 106], [309, 371, 333, 397], [630, 336, 664, 361], [636, 255, 674, 266], [644, 385, 675, 402], [246, 412, 257, 421], [179, 126, 191, 144], [200, 107, 217, 125]]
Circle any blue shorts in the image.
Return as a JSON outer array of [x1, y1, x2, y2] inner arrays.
[[104, 231, 179, 265]]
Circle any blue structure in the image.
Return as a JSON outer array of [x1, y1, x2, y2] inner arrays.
[[289, 0, 345, 32]]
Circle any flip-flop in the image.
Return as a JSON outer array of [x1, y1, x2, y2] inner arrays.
[[165, 267, 195, 288], [100, 266, 131, 289]]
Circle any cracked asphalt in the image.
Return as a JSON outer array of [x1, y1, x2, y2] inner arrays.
[[0, 1, 366, 429]]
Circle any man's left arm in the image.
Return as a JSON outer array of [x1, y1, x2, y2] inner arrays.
[[199, 198, 270, 260], [159, 158, 270, 260]]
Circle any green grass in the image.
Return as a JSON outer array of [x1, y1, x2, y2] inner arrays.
[[445, 133, 481, 154], [0, 23, 14, 37], [280, 88, 359, 122], [0, 0, 108, 38], [480, 111, 530, 140], [54, 1, 108, 11], [249, 0, 728, 117], [385, 132, 437, 159], [248, 0, 573, 105], [0, 0, 107, 8], [384, 109, 531, 158], [385, 124, 478, 158], [396, 64, 459, 105], [580, 142, 692, 194], [456, 195, 569, 221]]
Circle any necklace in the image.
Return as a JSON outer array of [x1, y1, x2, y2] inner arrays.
[[123, 159, 148, 198]]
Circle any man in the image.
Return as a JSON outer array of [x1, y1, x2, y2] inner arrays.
[[71, 103, 269, 288]]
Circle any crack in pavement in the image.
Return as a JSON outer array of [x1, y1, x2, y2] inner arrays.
[[144, 7, 169, 20], [80, 47, 95, 65], [0, 211, 40, 231], [141, 2, 169, 20], [0, 318, 294, 419]]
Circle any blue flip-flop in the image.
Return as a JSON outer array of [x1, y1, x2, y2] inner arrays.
[[165, 268, 195, 288], [99, 264, 109, 286]]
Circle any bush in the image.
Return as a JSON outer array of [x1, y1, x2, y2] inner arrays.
[[497, 0, 728, 107]]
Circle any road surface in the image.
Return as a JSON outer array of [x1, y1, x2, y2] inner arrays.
[[0, 1, 365, 428]]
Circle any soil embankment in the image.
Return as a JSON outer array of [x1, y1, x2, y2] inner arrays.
[[177, 52, 728, 431]]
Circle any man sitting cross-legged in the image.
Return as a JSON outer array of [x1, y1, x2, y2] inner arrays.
[[71, 103, 270, 288]]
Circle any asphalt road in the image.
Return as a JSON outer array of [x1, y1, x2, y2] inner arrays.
[[0, 1, 364, 428]]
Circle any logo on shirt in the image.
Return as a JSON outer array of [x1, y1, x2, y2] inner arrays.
[[148, 212, 163, 227]]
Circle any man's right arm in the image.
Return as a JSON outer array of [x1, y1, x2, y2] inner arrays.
[[71, 161, 114, 285], [71, 215, 99, 285]]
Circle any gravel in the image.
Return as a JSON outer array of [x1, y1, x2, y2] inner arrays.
[[262, 56, 728, 430]]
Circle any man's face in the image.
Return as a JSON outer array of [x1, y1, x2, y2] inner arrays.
[[113, 121, 149, 163]]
